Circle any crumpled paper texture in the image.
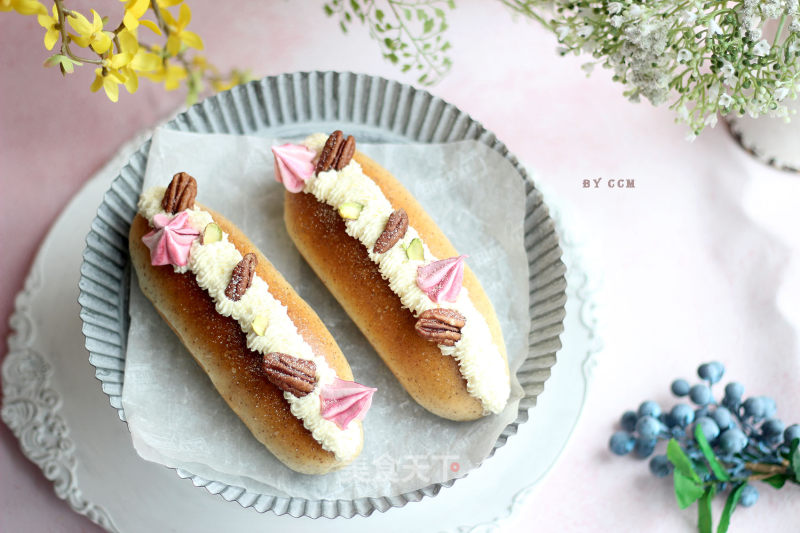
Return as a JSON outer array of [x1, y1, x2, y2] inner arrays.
[[123, 128, 530, 500]]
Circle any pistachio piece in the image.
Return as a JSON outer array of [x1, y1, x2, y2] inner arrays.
[[405, 238, 424, 261], [203, 222, 222, 244], [338, 202, 364, 220], [252, 315, 269, 336]]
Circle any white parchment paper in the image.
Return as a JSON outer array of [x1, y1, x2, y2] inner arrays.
[[123, 128, 530, 500]]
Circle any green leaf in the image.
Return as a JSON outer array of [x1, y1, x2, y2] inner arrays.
[[717, 483, 745, 533], [43, 54, 65, 68], [323, 4, 333, 16], [375, 9, 384, 21], [762, 474, 787, 489], [674, 471, 706, 509], [423, 18, 434, 33], [698, 486, 716, 533], [61, 58, 76, 74], [667, 439, 701, 482], [791, 438, 800, 481], [694, 424, 730, 481]]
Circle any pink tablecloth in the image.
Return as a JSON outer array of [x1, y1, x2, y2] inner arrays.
[[2, 2, 798, 531]]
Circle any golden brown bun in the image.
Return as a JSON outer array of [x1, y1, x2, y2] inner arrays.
[[129, 206, 362, 475], [284, 152, 509, 421]]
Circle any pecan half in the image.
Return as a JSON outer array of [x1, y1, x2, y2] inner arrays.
[[224, 253, 257, 301], [333, 135, 356, 170], [373, 208, 409, 254], [263, 352, 317, 397], [415, 308, 466, 346], [315, 130, 356, 173], [161, 172, 198, 214]]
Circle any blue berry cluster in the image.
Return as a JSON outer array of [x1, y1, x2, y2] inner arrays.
[[609, 362, 800, 531]]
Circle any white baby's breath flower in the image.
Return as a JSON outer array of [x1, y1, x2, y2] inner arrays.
[[752, 39, 771, 56], [611, 15, 624, 28], [581, 62, 595, 75], [748, 28, 763, 41], [718, 93, 734, 108], [720, 60, 735, 84], [790, 19, 800, 33], [627, 5, 643, 18], [556, 25, 570, 41], [608, 2, 623, 15], [677, 49, 693, 63], [578, 24, 594, 38], [681, 10, 697, 25], [775, 87, 790, 101], [707, 18, 723, 36], [677, 105, 690, 121], [704, 113, 718, 127]]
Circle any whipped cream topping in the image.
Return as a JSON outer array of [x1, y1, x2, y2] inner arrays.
[[138, 186, 363, 462], [300, 134, 510, 414]]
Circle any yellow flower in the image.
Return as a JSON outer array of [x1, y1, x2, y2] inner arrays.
[[0, 0, 46, 15], [161, 3, 202, 56], [142, 57, 187, 91], [117, 29, 161, 94], [90, 67, 127, 102], [68, 9, 112, 54], [120, 0, 148, 31], [212, 70, 251, 92], [37, 4, 59, 50]]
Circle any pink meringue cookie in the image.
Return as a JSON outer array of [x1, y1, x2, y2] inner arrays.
[[272, 143, 316, 193], [141, 211, 201, 267], [416, 255, 468, 303], [320, 378, 377, 430]]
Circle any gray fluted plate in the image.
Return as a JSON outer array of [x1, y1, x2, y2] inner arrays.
[[77, 71, 567, 518]]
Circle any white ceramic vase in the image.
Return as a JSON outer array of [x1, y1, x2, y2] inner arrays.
[[726, 95, 800, 173]]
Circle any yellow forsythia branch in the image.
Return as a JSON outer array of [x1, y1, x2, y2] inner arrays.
[[2, 0, 251, 103]]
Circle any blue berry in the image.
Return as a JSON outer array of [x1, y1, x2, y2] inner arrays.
[[690, 384, 712, 405], [649, 455, 673, 477], [711, 407, 732, 430], [698, 362, 725, 384], [695, 417, 720, 441], [670, 404, 695, 428], [740, 485, 759, 507], [638, 401, 661, 419], [762, 397, 776, 418], [621, 410, 638, 432], [762, 418, 785, 437], [609, 431, 636, 455], [743, 397, 766, 419], [718, 428, 748, 454], [636, 416, 662, 440], [725, 382, 744, 399], [671, 379, 690, 397], [634, 437, 657, 458], [671, 426, 686, 439], [784, 424, 800, 445]]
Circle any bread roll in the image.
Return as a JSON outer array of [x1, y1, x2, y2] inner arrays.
[[130, 174, 373, 474], [276, 133, 510, 421]]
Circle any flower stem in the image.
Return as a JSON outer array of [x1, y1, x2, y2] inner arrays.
[[53, 0, 103, 65]]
